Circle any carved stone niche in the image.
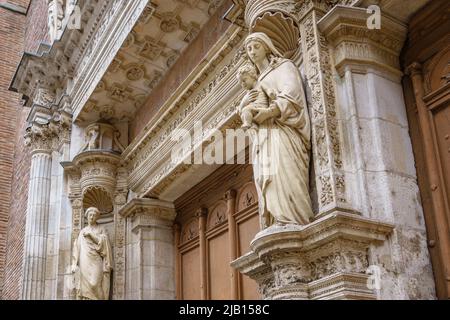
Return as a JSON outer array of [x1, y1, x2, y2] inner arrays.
[[244, 0, 301, 59], [231, 211, 394, 300]]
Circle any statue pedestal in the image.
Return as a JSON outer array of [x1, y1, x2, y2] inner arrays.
[[231, 211, 394, 300]]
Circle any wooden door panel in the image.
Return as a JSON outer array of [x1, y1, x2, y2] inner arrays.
[[181, 247, 201, 299], [432, 104, 450, 211], [208, 231, 231, 300], [237, 212, 259, 256], [236, 212, 260, 299]]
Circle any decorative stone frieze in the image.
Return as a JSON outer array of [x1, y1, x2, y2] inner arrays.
[[112, 167, 128, 300], [231, 212, 394, 299]]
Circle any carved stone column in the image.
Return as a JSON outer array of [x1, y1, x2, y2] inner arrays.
[[317, 6, 436, 299], [22, 124, 53, 300], [119, 198, 177, 300]]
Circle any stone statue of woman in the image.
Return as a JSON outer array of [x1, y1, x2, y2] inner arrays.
[[71, 207, 113, 300], [242, 32, 313, 228]]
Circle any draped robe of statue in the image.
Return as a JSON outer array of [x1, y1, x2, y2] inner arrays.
[[246, 33, 314, 227], [72, 224, 113, 300]]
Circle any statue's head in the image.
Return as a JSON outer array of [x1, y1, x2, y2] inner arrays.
[[85, 207, 101, 226], [244, 32, 282, 66], [237, 64, 258, 90]]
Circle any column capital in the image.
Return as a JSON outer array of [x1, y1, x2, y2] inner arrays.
[[224, 189, 237, 200], [318, 5, 408, 78], [405, 62, 423, 77], [24, 123, 53, 154], [195, 207, 208, 218], [119, 198, 176, 232], [25, 109, 72, 154]]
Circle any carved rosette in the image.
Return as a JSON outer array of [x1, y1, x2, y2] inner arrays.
[[231, 212, 394, 299]]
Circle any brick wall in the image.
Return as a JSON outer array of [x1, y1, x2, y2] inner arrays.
[[1, 0, 48, 300], [0, 2, 27, 299], [23, 0, 48, 52]]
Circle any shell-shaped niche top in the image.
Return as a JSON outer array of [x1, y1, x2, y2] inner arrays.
[[245, 0, 300, 59], [79, 120, 125, 154], [83, 186, 114, 214]]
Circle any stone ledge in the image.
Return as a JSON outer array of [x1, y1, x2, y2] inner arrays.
[[250, 211, 394, 254]]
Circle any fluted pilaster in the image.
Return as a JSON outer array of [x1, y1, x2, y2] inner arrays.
[[22, 150, 52, 300]]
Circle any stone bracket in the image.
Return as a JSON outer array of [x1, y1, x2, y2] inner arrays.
[[231, 211, 394, 299]]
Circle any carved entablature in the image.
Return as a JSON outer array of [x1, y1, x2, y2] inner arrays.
[[11, 0, 110, 106], [318, 5, 407, 78], [123, 26, 247, 197]]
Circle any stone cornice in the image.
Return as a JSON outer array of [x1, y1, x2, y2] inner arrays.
[[10, 0, 111, 105]]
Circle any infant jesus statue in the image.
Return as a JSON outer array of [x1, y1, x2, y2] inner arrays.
[[237, 64, 270, 129]]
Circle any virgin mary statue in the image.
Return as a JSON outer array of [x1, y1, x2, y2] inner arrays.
[[243, 32, 313, 227]]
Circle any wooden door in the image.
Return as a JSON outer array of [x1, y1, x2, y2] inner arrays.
[[403, 0, 450, 298], [174, 164, 260, 300]]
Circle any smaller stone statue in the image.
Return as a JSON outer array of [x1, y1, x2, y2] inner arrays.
[[87, 126, 100, 150], [71, 207, 113, 300], [237, 64, 270, 129], [79, 125, 100, 152]]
